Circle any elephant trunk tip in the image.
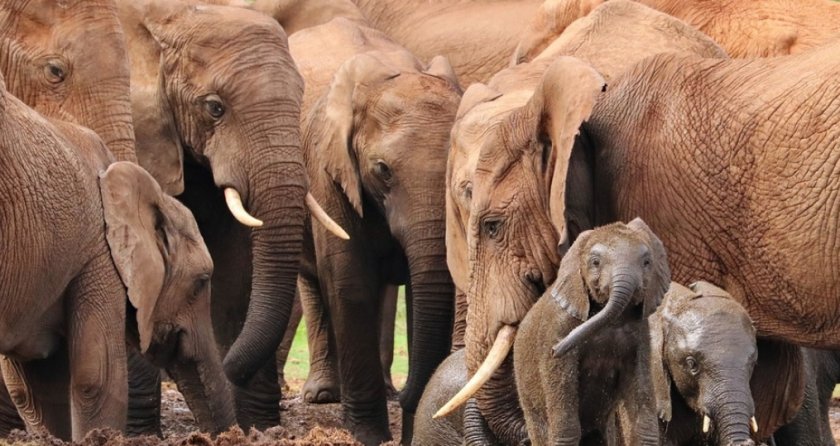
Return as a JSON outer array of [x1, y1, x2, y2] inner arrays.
[[222, 351, 257, 387]]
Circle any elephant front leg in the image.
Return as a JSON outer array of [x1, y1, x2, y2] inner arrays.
[[379, 284, 398, 399], [299, 274, 340, 404], [545, 357, 582, 446], [275, 292, 303, 391], [0, 353, 71, 439], [65, 252, 128, 440], [232, 359, 280, 430], [0, 372, 25, 436], [126, 347, 162, 437], [327, 276, 391, 445]]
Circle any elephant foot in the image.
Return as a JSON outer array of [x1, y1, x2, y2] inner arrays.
[[302, 369, 340, 404], [345, 414, 392, 446]]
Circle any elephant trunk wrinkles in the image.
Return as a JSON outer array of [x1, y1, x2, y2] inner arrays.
[[399, 218, 454, 415], [84, 84, 137, 163], [552, 271, 638, 357], [223, 123, 306, 386], [710, 385, 755, 446], [168, 323, 236, 434]]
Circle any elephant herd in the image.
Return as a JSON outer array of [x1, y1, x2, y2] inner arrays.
[[1, 0, 840, 445]]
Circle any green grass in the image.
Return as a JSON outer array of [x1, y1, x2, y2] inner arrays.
[[283, 287, 409, 389]]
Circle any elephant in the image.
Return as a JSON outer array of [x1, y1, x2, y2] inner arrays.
[[650, 281, 764, 445], [289, 17, 461, 445], [0, 0, 136, 162], [514, 0, 840, 64], [440, 2, 727, 443], [512, 219, 669, 446], [116, 0, 347, 429], [441, 0, 840, 440], [0, 75, 130, 441], [773, 349, 840, 445]]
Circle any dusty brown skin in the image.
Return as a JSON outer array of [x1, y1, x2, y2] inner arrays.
[[514, 0, 840, 63], [290, 18, 460, 446], [117, 0, 307, 429], [0, 0, 136, 161], [0, 75, 129, 441], [445, 2, 728, 443], [514, 219, 669, 445]]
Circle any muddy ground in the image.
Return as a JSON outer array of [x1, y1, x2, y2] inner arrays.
[[2, 381, 839, 445]]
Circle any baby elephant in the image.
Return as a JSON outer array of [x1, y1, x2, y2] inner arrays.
[[650, 281, 759, 446], [514, 218, 671, 445]]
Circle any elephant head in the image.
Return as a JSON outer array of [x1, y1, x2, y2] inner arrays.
[[0, 0, 136, 161], [119, 0, 344, 384], [100, 161, 236, 434], [651, 281, 805, 444], [306, 49, 461, 411]]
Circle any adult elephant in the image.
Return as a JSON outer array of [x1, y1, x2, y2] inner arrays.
[[116, 0, 345, 429], [514, 0, 840, 63], [440, 1, 724, 443], [440, 0, 833, 442], [290, 18, 460, 445]]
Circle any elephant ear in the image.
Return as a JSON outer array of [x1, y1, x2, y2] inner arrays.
[[688, 281, 730, 300], [100, 162, 170, 353], [320, 53, 400, 217], [750, 339, 805, 440], [649, 310, 672, 422], [627, 217, 671, 313], [524, 56, 606, 243], [549, 229, 593, 321], [119, 0, 185, 196]]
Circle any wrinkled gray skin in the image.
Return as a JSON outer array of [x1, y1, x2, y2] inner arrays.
[[650, 282, 758, 446], [774, 349, 840, 445], [514, 219, 670, 446]]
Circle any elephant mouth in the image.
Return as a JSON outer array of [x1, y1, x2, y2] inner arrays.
[[145, 326, 183, 367]]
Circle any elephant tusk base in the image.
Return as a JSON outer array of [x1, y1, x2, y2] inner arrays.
[[751, 416, 758, 433], [433, 324, 516, 419], [224, 188, 263, 227], [702, 415, 711, 433], [306, 192, 350, 240]]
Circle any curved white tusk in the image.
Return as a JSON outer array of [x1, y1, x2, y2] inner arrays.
[[433, 325, 516, 419], [702, 415, 711, 433], [750, 416, 758, 433], [306, 192, 350, 240], [224, 188, 263, 227]]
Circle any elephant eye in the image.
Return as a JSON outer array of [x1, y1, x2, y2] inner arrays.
[[374, 160, 392, 182], [590, 257, 601, 268], [44, 61, 67, 84], [204, 95, 225, 119], [192, 273, 211, 298], [685, 356, 700, 376], [482, 218, 503, 239]]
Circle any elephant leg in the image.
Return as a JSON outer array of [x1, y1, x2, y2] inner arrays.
[[545, 358, 581, 446], [300, 273, 340, 404], [0, 373, 25, 437], [379, 284, 398, 399], [326, 272, 391, 445], [232, 359, 279, 430], [275, 291, 303, 391], [65, 251, 128, 439], [126, 347, 161, 437], [0, 351, 71, 439], [451, 288, 467, 352]]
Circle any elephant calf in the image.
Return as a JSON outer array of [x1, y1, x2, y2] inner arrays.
[[513, 218, 671, 446]]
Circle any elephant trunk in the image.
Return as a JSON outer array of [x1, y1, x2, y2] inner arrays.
[[708, 382, 756, 446], [222, 121, 306, 387], [399, 216, 454, 416], [82, 76, 137, 163], [168, 321, 236, 434], [551, 271, 638, 357]]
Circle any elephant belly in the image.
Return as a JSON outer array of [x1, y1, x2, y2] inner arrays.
[[0, 298, 64, 361]]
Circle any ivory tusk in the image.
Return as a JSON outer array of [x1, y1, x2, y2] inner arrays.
[[702, 415, 711, 433], [224, 188, 263, 227], [306, 193, 350, 240], [750, 416, 758, 433], [433, 325, 516, 419]]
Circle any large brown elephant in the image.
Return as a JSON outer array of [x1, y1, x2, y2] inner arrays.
[[440, 0, 837, 442], [0, 0, 135, 162], [0, 76, 130, 441], [440, 1, 728, 443], [514, 0, 840, 63], [290, 18, 460, 445], [116, 0, 348, 429]]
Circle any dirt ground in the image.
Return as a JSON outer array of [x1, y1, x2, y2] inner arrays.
[[2, 382, 839, 445]]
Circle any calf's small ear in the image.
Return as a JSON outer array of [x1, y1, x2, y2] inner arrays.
[[649, 311, 672, 422], [550, 229, 593, 322], [751, 339, 805, 440]]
